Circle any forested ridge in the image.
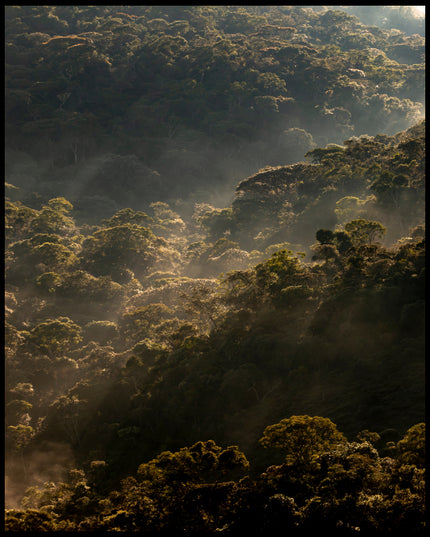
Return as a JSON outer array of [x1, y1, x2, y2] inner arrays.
[[4, 5, 425, 534], [6, 5, 425, 211]]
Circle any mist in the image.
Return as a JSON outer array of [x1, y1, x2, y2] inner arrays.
[[5, 442, 75, 509], [327, 5, 426, 36], [5, 5, 425, 530]]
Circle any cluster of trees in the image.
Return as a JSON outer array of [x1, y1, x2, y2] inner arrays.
[[5, 416, 425, 534], [5, 126, 425, 526], [187, 119, 425, 251], [4, 5, 425, 534], [5, 5, 424, 216]]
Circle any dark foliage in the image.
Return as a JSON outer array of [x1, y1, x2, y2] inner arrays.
[[4, 5, 425, 534]]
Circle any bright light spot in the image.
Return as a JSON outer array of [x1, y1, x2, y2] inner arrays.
[[413, 6, 425, 17]]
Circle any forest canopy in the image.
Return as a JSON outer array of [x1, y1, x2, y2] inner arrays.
[[4, 5, 425, 535], [5, 5, 425, 214]]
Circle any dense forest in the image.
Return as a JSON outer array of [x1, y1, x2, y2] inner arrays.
[[4, 5, 425, 534]]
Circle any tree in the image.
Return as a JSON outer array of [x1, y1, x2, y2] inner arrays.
[[315, 228, 334, 245], [344, 218, 386, 245], [149, 201, 186, 237], [370, 171, 410, 209], [31, 242, 78, 272], [334, 196, 367, 224], [35, 271, 62, 294], [137, 440, 249, 485], [6, 424, 35, 451], [5, 199, 38, 242], [46, 396, 87, 447], [9, 382, 34, 399], [82, 320, 118, 345], [259, 415, 347, 466], [255, 249, 304, 296], [312, 243, 339, 265], [46, 197, 74, 214], [79, 223, 179, 281], [54, 270, 125, 311], [26, 317, 82, 357], [8, 232, 79, 284], [118, 303, 174, 344], [101, 207, 151, 228], [396, 423, 425, 467], [6, 399, 32, 426], [4, 509, 59, 531], [180, 282, 224, 331], [20, 467, 97, 525], [305, 145, 345, 164], [302, 440, 385, 533], [31, 198, 76, 235], [95, 440, 250, 531]]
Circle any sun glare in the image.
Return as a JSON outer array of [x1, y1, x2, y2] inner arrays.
[[413, 5, 425, 17]]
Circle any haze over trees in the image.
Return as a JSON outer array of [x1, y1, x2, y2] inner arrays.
[[6, 5, 424, 213], [5, 5, 425, 534]]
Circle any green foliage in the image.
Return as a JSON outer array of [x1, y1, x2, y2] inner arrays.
[[344, 219, 387, 245], [259, 415, 347, 465], [119, 303, 174, 344], [55, 270, 125, 304], [6, 424, 35, 451], [3, 7, 425, 533], [334, 195, 368, 224], [306, 145, 345, 164], [101, 207, 151, 228], [6, 399, 32, 425], [7, 231, 79, 284], [396, 423, 425, 467], [26, 317, 82, 356], [79, 223, 179, 281], [315, 228, 335, 245], [5, 5, 424, 212], [137, 440, 249, 484], [31, 201, 76, 235], [8, 417, 425, 533], [82, 320, 118, 345], [5, 200, 39, 242], [5, 509, 59, 531], [255, 249, 304, 296], [36, 271, 63, 294]]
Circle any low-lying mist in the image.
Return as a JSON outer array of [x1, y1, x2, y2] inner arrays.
[[5, 442, 75, 509]]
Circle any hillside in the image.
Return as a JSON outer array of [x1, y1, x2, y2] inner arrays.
[[6, 5, 425, 213], [4, 5, 425, 534]]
